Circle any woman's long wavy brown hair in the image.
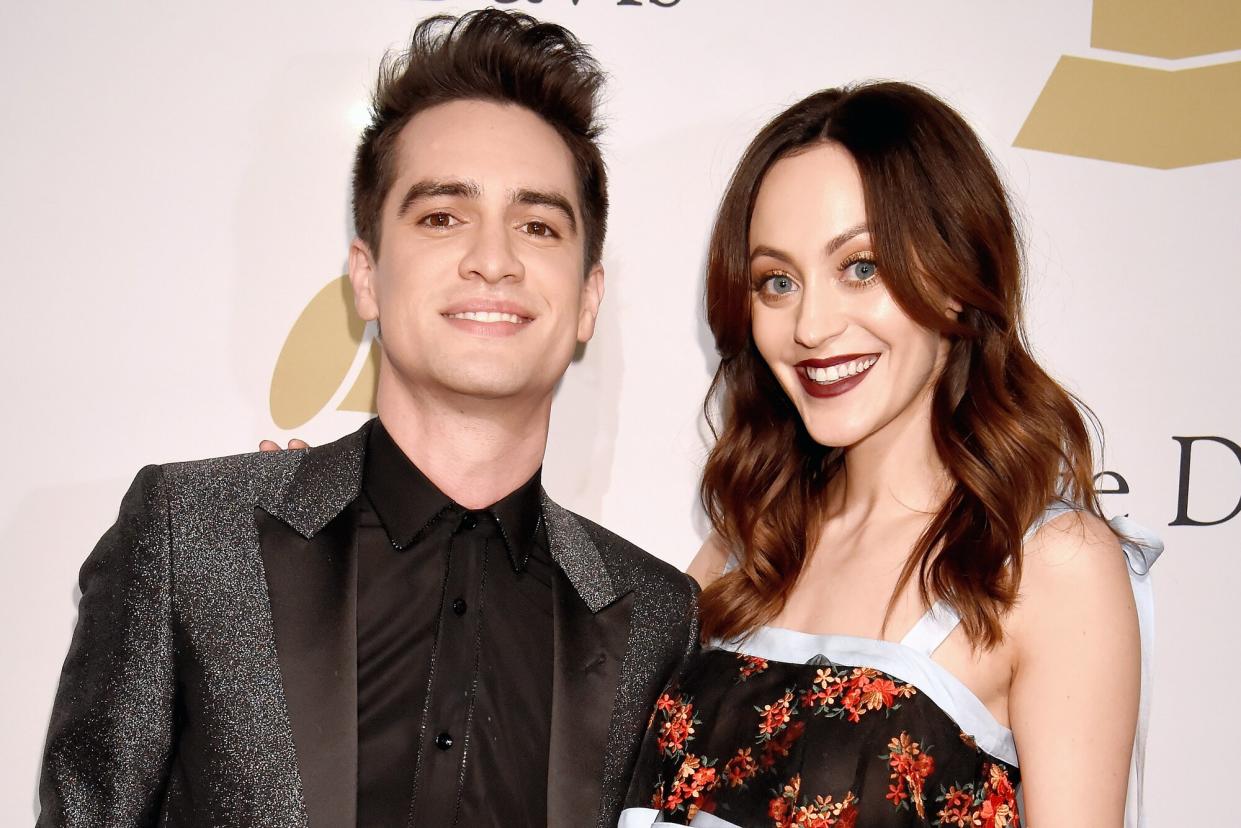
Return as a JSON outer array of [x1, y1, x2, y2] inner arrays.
[[699, 82, 1103, 648]]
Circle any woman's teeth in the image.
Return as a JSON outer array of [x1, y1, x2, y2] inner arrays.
[[803, 356, 878, 384]]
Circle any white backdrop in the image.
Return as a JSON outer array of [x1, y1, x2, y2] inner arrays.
[[2, 1, 1239, 824]]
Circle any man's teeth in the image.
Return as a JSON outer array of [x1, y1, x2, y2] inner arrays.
[[447, 311, 526, 324], [804, 356, 878, 384]]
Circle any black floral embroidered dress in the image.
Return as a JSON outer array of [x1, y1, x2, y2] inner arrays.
[[621, 603, 1021, 828], [620, 505, 1163, 828]]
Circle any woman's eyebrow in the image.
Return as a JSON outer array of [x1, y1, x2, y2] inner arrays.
[[750, 244, 793, 263], [750, 225, 871, 264], [826, 223, 869, 255]]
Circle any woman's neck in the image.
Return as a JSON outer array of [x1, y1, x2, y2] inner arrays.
[[833, 387, 950, 525]]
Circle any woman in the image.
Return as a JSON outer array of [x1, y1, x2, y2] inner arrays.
[[620, 82, 1159, 827]]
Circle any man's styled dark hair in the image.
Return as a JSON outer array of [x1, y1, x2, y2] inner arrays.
[[352, 9, 609, 267]]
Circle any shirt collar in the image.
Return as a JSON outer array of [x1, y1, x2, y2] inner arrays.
[[362, 418, 544, 572]]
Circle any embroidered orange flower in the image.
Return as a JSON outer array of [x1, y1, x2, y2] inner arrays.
[[663, 753, 719, 813], [801, 665, 915, 722], [933, 763, 1020, 828], [860, 676, 901, 710], [738, 654, 769, 680], [768, 793, 792, 825], [979, 763, 1020, 828], [654, 694, 699, 759], [987, 763, 1016, 801], [884, 732, 935, 819], [724, 747, 758, 788], [756, 690, 797, 740], [768, 774, 858, 828], [980, 795, 1017, 828], [935, 785, 978, 826]]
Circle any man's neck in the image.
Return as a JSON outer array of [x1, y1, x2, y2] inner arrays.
[[375, 380, 551, 510]]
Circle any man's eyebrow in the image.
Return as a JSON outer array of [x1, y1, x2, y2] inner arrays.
[[512, 188, 578, 233], [396, 178, 482, 218]]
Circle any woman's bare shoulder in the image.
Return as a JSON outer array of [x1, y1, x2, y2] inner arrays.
[[1009, 508, 1136, 654], [1021, 509, 1129, 592]]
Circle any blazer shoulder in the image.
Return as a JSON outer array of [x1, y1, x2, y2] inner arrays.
[[158, 447, 306, 505], [571, 511, 698, 600]]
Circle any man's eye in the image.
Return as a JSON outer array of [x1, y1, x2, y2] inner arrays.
[[523, 221, 557, 238], [421, 212, 457, 228]]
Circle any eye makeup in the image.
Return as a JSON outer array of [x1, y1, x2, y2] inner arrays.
[[838, 250, 880, 289]]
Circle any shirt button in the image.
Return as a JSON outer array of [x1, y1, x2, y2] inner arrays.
[[452, 597, 467, 616], [460, 512, 478, 531], [434, 732, 453, 751]]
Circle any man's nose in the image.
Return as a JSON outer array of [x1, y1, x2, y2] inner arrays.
[[459, 221, 524, 284]]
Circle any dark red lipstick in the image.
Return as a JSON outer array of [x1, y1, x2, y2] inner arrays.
[[793, 353, 879, 399]]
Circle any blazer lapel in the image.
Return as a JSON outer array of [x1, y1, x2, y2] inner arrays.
[[543, 496, 635, 827], [256, 421, 372, 828]]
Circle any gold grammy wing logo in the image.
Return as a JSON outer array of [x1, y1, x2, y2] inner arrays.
[[1015, 0, 1241, 168], [269, 275, 379, 429]]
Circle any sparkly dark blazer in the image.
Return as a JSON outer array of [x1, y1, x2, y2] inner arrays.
[[38, 421, 699, 828]]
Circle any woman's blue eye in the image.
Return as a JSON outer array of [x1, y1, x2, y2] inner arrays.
[[851, 261, 877, 280], [768, 275, 795, 294]]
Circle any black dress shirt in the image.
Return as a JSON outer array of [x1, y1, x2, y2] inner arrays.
[[356, 421, 553, 827]]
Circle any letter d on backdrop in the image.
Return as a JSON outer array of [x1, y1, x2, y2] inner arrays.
[[1170, 436, 1241, 526]]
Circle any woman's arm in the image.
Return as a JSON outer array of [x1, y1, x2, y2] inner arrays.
[[686, 532, 731, 587], [1007, 510, 1140, 827]]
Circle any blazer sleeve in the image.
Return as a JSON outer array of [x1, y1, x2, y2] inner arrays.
[[683, 575, 701, 660], [38, 465, 177, 827]]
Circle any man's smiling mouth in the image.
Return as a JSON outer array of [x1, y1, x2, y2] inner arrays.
[[444, 310, 531, 324]]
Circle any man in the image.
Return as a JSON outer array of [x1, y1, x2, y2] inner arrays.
[[38, 11, 698, 827]]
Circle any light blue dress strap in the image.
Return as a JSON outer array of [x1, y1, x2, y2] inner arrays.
[[899, 599, 962, 657], [1111, 514, 1163, 828], [1023, 498, 1077, 539], [619, 806, 742, 827], [900, 500, 1098, 659]]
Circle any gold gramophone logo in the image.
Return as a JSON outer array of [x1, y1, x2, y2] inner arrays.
[[1015, 0, 1241, 168], [269, 275, 379, 429]]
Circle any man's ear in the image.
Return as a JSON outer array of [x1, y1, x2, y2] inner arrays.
[[348, 238, 380, 322], [576, 262, 605, 344]]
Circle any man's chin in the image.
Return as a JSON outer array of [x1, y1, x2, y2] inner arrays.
[[436, 372, 541, 403]]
